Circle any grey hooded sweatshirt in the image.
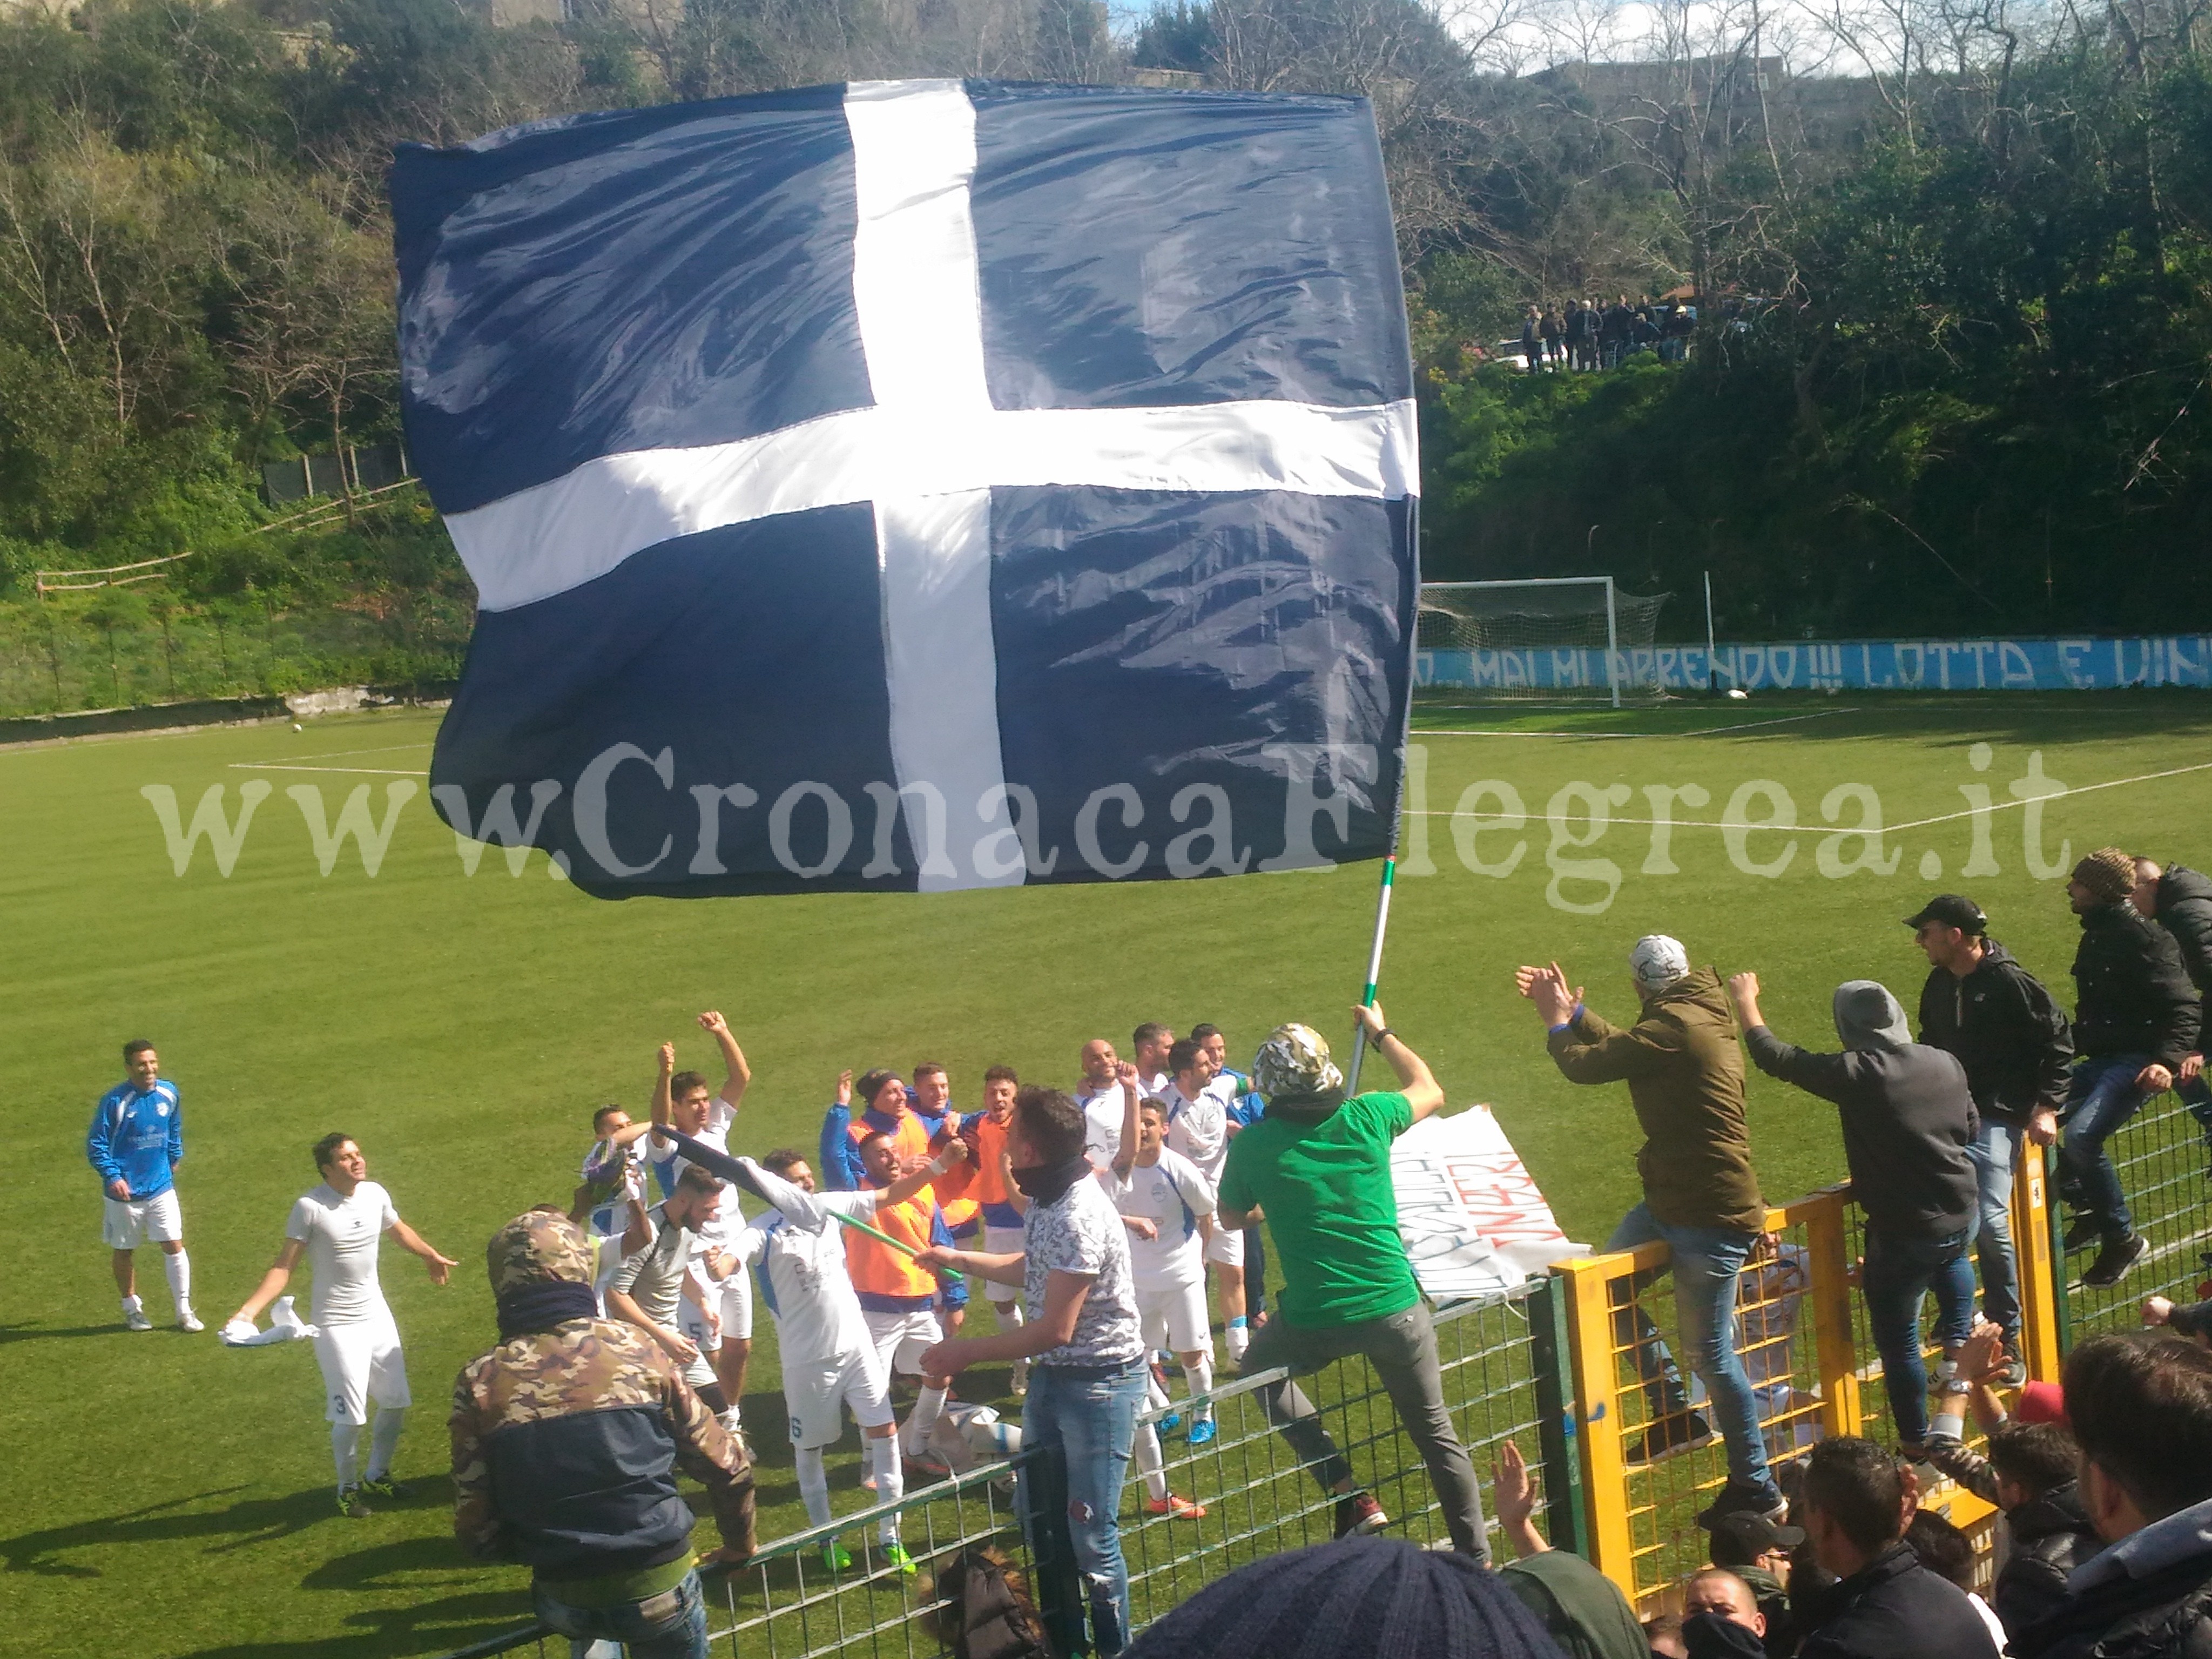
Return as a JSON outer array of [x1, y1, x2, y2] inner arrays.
[[1743, 980, 1980, 1239]]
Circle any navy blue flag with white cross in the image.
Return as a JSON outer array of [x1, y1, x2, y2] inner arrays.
[[393, 79, 1417, 897]]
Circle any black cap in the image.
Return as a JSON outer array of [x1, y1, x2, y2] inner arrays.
[[1707, 1509, 1806, 1561], [1903, 894, 1986, 935]]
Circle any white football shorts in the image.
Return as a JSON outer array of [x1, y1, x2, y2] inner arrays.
[[102, 1189, 183, 1250], [1205, 1226, 1245, 1269], [865, 1307, 943, 1379], [313, 1311, 411, 1425], [785, 1349, 893, 1451], [1137, 1279, 1213, 1356]]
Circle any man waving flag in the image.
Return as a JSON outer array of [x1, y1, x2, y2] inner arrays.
[[393, 79, 1417, 897]]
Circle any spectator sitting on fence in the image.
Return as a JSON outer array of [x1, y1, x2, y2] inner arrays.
[[1708, 1509, 1800, 1636], [2058, 848, 2200, 1289], [1729, 972, 1980, 1462], [1490, 1439, 1649, 1659], [1118, 1534, 1569, 1659], [2144, 1294, 2212, 1348], [1907, 893, 2075, 1388], [1519, 940, 1786, 1529], [2012, 1333, 2212, 1659], [1214, 1007, 1492, 1560], [1790, 1437, 1999, 1658], [1678, 1569, 1769, 1657], [1903, 1508, 2008, 1654], [2130, 858, 2212, 1159]]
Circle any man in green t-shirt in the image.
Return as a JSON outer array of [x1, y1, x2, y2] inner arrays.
[[1217, 1004, 1488, 1560]]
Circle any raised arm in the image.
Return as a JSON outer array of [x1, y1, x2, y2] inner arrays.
[[649, 1041, 675, 1135], [1111, 1061, 1143, 1179], [230, 1236, 307, 1326], [698, 1010, 751, 1108], [1355, 1002, 1445, 1121], [818, 1070, 864, 1191]]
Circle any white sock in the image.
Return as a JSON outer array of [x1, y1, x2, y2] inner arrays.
[[121, 1293, 143, 1313], [365, 1408, 405, 1481], [1183, 1357, 1215, 1421], [720, 1406, 743, 1440], [869, 1436, 904, 1541], [163, 1251, 191, 1309], [1226, 1316, 1249, 1363], [1135, 1421, 1167, 1501], [905, 1385, 948, 1454], [332, 1421, 362, 1489], [795, 1446, 833, 1529], [994, 1298, 1024, 1332]]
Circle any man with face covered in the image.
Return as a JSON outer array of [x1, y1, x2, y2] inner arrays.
[[1730, 970, 1980, 1458]]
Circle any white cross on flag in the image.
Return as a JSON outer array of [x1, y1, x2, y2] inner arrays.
[[394, 79, 1418, 896]]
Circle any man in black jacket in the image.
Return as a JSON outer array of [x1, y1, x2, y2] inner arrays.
[[453, 1208, 754, 1658], [2014, 1333, 2212, 1659], [2133, 858, 2212, 1156], [2061, 848, 2202, 1287], [1908, 893, 2075, 1384], [1791, 1437, 1999, 1658], [1730, 972, 1979, 1456]]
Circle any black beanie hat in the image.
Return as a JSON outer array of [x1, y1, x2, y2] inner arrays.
[[1123, 1536, 1567, 1659]]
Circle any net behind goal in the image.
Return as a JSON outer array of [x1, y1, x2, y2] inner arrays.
[[1417, 578, 1670, 704]]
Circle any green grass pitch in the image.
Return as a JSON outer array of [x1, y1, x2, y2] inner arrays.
[[4, 689, 2208, 1657]]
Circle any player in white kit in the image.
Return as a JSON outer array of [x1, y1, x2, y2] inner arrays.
[[1105, 1084, 1216, 1514], [728, 1145, 962, 1576], [224, 1133, 457, 1516], [645, 1015, 756, 1442], [1159, 1036, 1249, 1363]]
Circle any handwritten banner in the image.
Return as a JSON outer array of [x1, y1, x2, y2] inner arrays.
[[1391, 1105, 1587, 1304], [1419, 635, 2212, 692]]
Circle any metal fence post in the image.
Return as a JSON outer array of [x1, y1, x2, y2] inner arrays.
[[1022, 1443, 1089, 1656], [1529, 1269, 1591, 1559], [2012, 1140, 2066, 1380], [1557, 1252, 1636, 1598], [1800, 1186, 1863, 1439]]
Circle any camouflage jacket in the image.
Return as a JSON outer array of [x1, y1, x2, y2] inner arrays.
[[450, 1317, 754, 1582]]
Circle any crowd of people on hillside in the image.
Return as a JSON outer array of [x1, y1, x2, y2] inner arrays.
[[85, 837, 2212, 1659], [1512, 295, 1700, 372]]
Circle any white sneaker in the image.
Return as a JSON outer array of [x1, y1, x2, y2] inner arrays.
[[176, 1305, 205, 1333], [124, 1304, 153, 1331]]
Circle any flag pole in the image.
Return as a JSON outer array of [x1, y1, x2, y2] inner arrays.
[[1346, 493, 1420, 1096]]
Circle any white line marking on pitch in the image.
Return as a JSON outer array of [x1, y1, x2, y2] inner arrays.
[[1405, 758, 2212, 827], [228, 763, 431, 776], [1416, 708, 1859, 738]]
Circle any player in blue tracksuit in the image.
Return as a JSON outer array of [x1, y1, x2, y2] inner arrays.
[[86, 1039, 200, 1331]]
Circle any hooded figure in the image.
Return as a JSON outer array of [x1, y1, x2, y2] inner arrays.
[[1735, 972, 1982, 1452], [1742, 979, 1978, 1238]]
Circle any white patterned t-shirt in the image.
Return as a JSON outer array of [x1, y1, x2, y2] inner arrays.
[[1022, 1174, 1143, 1370]]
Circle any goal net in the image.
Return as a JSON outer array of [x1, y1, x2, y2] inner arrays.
[[1417, 578, 1670, 704]]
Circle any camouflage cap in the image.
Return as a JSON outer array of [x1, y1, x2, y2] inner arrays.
[[1252, 1023, 1344, 1100], [486, 1208, 594, 1294]]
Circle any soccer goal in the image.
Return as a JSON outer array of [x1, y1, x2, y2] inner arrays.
[[1417, 577, 1670, 706]]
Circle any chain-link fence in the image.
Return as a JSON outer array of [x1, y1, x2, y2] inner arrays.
[[2054, 1087, 2212, 1343], [435, 1284, 1564, 1659]]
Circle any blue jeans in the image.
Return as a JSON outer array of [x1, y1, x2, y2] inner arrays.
[[2061, 1054, 2154, 1238], [2181, 1071, 2212, 1147], [532, 1567, 707, 1659], [1860, 1225, 1977, 1446], [1022, 1357, 1145, 1656], [1607, 1203, 1777, 1503], [1966, 1120, 2021, 1339]]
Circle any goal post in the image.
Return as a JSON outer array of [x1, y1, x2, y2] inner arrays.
[[1416, 577, 1670, 705]]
